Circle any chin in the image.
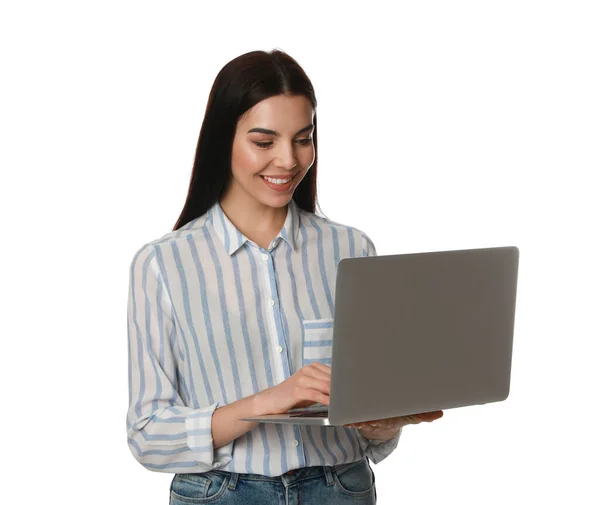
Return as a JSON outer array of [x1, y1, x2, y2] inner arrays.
[[256, 192, 293, 206], [263, 198, 292, 208]]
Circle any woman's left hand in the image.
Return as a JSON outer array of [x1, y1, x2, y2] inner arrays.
[[343, 410, 444, 441]]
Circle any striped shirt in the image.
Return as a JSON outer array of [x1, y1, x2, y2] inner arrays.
[[126, 198, 401, 475]]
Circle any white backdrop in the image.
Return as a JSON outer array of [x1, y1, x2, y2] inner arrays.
[[2, 1, 598, 503]]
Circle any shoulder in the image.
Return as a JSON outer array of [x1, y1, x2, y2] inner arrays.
[[128, 214, 212, 269], [298, 208, 375, 253]]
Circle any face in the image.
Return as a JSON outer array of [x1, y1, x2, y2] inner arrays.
[[224, 94, 316, 212]]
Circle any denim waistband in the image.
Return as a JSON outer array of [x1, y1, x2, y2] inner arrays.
[[210, 455, 366, 485]]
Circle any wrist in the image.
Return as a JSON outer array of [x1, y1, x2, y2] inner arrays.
[[251, 391, 267, 416], [357, 426, 401, 442]]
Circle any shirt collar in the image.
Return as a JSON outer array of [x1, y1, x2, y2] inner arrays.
[[207, 198, 300, 256]]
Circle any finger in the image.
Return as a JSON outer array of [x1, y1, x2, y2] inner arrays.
[[303, 363, 332, 381], [344, 423, 366, 429], [311, 362, 332, 376], [417, 411, 444, 421], [299, 376, 331, 402]]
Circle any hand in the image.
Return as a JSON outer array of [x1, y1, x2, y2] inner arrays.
[[344, 411, 444, 441], [255, 363, 331, 415]]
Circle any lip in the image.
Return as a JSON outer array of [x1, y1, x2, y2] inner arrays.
[[260, 173, 297, 180], [260, 172, 297, 192]]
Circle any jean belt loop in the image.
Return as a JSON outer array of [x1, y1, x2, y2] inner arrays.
[[323, 465, 335, 486], [227, 471, 239, 491]]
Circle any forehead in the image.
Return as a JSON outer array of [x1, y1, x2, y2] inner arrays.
[[239, 95, 314, 129]]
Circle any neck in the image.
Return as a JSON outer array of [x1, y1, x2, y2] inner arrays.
[[219, 195, 289, 241]]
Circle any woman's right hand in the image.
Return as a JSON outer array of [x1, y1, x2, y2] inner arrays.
[[255, 362, 331, 415]]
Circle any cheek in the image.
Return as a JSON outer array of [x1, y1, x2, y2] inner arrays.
[[232, 145, 267, 174], [302, 146, 316, 166], [300, 149, 315, 170]]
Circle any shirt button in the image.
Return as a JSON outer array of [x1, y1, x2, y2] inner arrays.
[[293, 440, 299, 447], [262, 254, 269, 261], [269, 299, 275, 307], [276, 346, 283, 353]]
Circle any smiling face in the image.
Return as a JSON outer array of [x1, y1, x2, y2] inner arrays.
[[222, 94, 316, 213]]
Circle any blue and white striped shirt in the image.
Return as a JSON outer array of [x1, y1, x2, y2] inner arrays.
[[126, 198, 401, 475]]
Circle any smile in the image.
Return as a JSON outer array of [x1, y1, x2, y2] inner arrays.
[[260, 173, 297, 192]]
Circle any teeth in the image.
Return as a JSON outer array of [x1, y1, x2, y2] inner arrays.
[[263, 176, 292, 184]]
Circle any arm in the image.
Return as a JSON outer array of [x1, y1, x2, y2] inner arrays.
[[126, 243, 263, 473], [355, 429, 402, 464]]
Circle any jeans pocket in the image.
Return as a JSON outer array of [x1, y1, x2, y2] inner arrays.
[[170, 471, 229, 503], [333, 457, 375, 497], [302, 318, 334, 366]]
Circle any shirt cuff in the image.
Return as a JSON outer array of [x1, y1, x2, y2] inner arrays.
[[357, 427, 402, 465], [184, 401, 234, 471]]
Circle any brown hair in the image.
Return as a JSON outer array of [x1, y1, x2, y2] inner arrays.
[[172, 49, 325, 231]]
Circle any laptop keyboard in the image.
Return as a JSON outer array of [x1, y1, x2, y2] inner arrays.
[[289, 410, 329, 418]]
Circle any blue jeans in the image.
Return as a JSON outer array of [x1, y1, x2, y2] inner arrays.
[[169, 455, 377, 504]]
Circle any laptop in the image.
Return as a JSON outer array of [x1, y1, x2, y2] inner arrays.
[[240, 246, 519, 426]]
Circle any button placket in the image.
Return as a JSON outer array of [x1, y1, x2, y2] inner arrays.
[[260, 251, 291, 383]]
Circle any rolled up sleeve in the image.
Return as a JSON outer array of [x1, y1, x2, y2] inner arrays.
[[356, 428, 402, 464], [126, 243, 233, 473]]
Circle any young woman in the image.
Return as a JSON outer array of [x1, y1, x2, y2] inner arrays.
[[126, 49, 443, 504]]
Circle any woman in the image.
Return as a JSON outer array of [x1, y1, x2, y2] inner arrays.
[[126, 49, 443, 504]]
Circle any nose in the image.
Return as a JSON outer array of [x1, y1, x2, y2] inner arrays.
[[274, 144, 299, 170]]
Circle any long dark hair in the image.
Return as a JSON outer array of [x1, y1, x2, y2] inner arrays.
[[172, 49, 326, 231]]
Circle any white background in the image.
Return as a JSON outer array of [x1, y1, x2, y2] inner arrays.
[[1, 1, 598, 503]]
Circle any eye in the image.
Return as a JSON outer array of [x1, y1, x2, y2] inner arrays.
[[253, 141, 272, 149], [253, 137, 313, 149]]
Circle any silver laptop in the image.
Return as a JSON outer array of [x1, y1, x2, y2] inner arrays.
[[240, 246, 519, 426]]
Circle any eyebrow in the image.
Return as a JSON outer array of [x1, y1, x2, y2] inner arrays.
[[247, 124, 314, 136]]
